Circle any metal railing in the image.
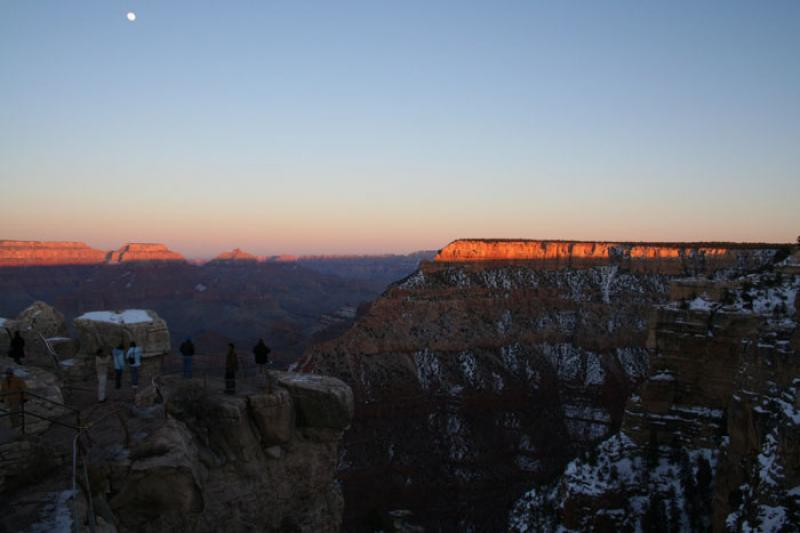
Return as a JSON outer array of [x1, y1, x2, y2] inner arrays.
[[0, 389, 81, 434]]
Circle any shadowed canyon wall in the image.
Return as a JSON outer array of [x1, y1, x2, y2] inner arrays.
[[302, 239, 790, 531]]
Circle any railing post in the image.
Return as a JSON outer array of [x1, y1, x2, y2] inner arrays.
[[20, 390, 25, 434]]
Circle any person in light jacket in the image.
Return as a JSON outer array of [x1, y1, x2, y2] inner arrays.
[[127, 341, 142, 389], [112, 343, 126, 389], [95, 348, 111, 403]]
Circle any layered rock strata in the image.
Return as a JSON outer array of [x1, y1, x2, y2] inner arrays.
[[107, 243, 185, 263], [302, 239, 788, 531], [0, 241, 107, 267], [510, 261, 799, 532], [0, 241, 185, 266]]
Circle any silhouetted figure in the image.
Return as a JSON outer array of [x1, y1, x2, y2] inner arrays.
[[127, 342, 142, 389], [180, 338, 195, 379], [112, 343, 126, 389], [1, 368, 26, 428], [9, 331, 25, 365], [225, 343, 238, 395], [95, 348, 110, 403], [253, 338, 272, 391]]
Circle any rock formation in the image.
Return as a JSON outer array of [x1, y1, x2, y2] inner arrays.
[[301, 239, 789, 530], [107, 243, 185, 264], [0, 301, 69, 365], [88, 373, 353, 532], [509, 257, 800, 532], [0, 240, 186, 267], [74, 309, 171, 383], [211, 248, 258, 263], [0, 241, 107, 267]]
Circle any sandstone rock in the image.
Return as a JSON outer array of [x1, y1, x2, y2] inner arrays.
[[74, 310, 170, 358], [100, 374, 349, 532], [274, 372, 353, 430], [111, 418, 205, 529], [433, 239, 783, 276], [13, 301, 68, 338], [247, 387, 294, 446], [107, 243, 185, 264], [0, 301, 68, 365], [0, 240, 106, 267], [211, 248, 258, 263]]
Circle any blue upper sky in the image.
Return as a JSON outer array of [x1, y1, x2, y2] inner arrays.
[[1, 1, 798, 256]]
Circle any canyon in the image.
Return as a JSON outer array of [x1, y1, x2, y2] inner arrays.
[[510, 252, 800, 532], [301, 238, 793, 531], [0, 240, 433, 362]]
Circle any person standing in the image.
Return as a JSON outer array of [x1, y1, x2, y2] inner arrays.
[[9, 331, 25, 365], [252, 338, 272, 391], [112, 343, 126, 389], [224, 343, 238, 395], [1, 368, 26, 428], [95, 348, 111, 403], [127, 341, 142, 389], [179, 337, 195, 378]]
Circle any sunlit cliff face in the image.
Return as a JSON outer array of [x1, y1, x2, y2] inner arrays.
[[432, 239, 781, 275], [0, 240, 185, 267]]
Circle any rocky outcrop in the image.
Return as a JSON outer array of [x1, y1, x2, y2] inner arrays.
[[107, 243, 185, 264], [302, 240, 787, 530], [0, 240, 107, 267], [0, 301, 69, 366], [509, 265, 800, 532], [89, 374, 353, 532], [74, 309, 170, 384]]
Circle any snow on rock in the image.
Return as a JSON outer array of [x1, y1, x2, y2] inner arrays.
[[76, 309, 153, 324]]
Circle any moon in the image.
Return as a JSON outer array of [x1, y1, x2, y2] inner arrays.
[[126, 12, 136, 22]]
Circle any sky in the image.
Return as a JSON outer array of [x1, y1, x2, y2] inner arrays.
[[1, 1, 798, 257]]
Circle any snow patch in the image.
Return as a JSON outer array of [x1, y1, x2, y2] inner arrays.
[[77, 310, 152, 324]]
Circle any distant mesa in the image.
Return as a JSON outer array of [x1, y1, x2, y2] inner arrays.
[[107, 243, 185, 264], [0, 240, 107, 267], [211, 248, 259, 263], [267, 255, 300, 262], [0, 240, 184, 267], [433, 238, 790, 274]]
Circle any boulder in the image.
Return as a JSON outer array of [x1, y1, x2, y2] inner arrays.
[[74, 309, 170, 386], [74, 310, 170, 358], [274, 372, 353, 430], [0, 302, 69, 365]]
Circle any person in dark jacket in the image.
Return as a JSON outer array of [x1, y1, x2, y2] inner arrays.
[[252, 338, 272, 391], [9, 331, 25, 365], [180, 338, 195, 378], [224, 343, 238, 395]]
